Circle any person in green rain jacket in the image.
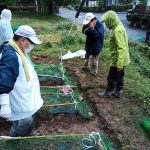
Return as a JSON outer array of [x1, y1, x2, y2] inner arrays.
[[98, 10, 130, 98]]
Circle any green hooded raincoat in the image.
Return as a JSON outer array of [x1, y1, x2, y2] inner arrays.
[[101, 11, 130, 68]]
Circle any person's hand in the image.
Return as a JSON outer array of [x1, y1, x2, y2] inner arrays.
[[0, 104, 11, 118], [0, 94, 11, 119]]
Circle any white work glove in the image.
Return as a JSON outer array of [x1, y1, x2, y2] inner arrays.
[[0, 94, 11, 119]]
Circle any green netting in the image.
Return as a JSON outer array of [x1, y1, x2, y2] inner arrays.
[[0, 133, 122, 150], [63, 69, 77, 86], [41, 87, 80, 104], [34, 64, 89, 119], [35, 64, 77, 86], [35, 64, 64, 79], [49, 105, 78, 114], [41, 87, 89, 119]]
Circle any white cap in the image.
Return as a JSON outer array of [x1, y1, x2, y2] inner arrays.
[[1, 9, 12, 22], [15, 25, 41, 44], [83, 13, 95, 25]]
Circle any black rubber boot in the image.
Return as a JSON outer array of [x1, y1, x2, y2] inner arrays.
[[112, 90, 122, 98]]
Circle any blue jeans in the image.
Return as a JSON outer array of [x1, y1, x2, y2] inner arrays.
[[9, 115, 34, 137]]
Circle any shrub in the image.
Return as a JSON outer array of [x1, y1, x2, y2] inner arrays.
[[130, 13, 142, 27], [141, 16, 149, 29]]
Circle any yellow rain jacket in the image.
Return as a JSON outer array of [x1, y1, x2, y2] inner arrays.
[[101, 11, 130, 68]]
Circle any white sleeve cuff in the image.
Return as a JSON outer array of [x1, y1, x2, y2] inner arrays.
[[0, 94, 9, 105]]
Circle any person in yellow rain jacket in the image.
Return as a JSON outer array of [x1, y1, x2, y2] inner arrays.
[[98, 10, 130, 98]]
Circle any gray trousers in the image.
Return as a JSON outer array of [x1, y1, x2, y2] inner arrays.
[[9, 115, 34, 137], [83, 53, 99, 74]]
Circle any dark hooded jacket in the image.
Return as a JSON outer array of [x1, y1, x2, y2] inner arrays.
[[82, 18, 104, 55]]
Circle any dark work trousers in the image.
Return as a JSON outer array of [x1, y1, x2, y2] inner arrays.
[[9, 115, 35, 137], [107, 66, 125, 91]]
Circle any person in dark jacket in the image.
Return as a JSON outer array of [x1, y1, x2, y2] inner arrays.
[[82, 12, 104, 76]]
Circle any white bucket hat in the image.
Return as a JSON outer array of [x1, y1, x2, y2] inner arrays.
[[1, 9, 12, 22], [83, 12, 95, 25], [15, 25, 41, 44]]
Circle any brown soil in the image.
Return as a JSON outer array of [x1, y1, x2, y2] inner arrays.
[[0, 56, 150, 150], [34, 112, 102, 135]]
